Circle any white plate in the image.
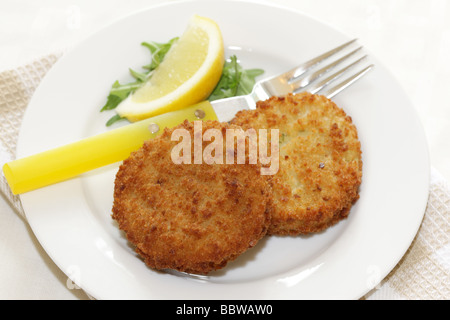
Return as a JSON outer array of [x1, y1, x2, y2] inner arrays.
[[17, 0, 429, 299]]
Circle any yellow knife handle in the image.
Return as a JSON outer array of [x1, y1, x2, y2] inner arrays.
[[3, 101, 217, 195]]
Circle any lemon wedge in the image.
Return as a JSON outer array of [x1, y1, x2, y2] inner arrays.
[[116, 15, 224, 122]]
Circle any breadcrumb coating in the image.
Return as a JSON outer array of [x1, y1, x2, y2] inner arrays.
[[112, 120, 271, 274], [231, 92, 362, 235]]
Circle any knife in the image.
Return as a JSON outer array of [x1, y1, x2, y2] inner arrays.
[[2, 97, 250, 195], [3, 38, 371, 195]]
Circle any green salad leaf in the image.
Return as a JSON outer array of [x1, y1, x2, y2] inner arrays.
[[208, 55, 264, 101], [100, 37, 179, 125], [100, 42, 264, 126]]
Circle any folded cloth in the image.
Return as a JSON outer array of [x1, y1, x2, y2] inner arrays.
[[0, 53, 62, 218], [0, 54, 448, 300], [363, 167, 450, 300]]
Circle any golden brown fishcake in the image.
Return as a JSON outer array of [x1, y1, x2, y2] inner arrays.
[[112, 120, 271, 275], [231, 92, 362, 235]]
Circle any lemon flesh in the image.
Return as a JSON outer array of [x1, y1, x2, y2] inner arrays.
[[116, 15, 224, 122]]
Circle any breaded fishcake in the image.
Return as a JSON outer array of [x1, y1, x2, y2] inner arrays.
[[231, 92, 362, 235], [112, 120, 271, 275]]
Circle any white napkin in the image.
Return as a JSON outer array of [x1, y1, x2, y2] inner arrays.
[[0, 54, 448, 300]]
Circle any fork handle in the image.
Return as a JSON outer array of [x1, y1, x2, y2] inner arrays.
[[3, 101, 217, 195]]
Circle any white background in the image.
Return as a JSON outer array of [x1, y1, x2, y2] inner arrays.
[[0, 0, 449, 299]]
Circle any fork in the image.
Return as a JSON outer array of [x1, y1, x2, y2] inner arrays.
[[3, 39, 374, 195], [211, 38, 373, 121]]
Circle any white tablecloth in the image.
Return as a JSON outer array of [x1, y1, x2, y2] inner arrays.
[[0, 0, 449, 300]]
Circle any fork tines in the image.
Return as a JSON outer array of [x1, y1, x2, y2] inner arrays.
[[288, 39, 374, 98]]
